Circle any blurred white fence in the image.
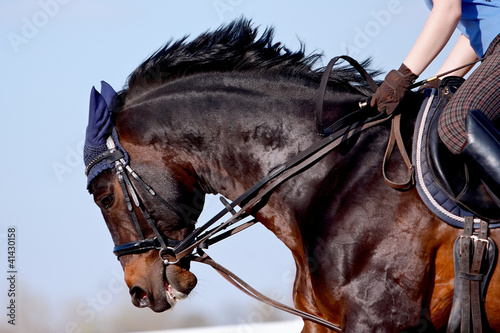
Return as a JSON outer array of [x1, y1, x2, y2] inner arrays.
[[130, 320, 303, 333]]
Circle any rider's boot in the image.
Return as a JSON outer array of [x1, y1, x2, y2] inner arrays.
[[461, 109, 500, 206]]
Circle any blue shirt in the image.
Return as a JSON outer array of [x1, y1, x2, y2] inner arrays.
[[425, 0, 500, 57]]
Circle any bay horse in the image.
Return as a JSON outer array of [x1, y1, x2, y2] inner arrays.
[[85, 20, 500, 332]]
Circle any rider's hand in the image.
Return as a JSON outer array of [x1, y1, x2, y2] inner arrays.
[[370, 63, 418, 114]]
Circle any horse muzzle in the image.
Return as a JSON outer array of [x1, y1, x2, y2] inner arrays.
[[123, 252, 197, 312]]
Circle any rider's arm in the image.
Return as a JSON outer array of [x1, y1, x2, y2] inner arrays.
[[403, 0, 462, 76], [435, 34, 479, 78]]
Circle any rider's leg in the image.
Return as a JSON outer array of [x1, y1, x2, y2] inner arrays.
[[438, 35, 500, 198], [438, 35, 500, 155], [461, 110, 500, 202]]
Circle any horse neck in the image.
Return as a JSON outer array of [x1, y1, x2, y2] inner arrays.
[[156, 73, 363, 191], [118, 72, 370, 245]]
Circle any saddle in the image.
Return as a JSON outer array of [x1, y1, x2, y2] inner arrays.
[[413, 77, 500, 226], [428, 78, 500, 221], [412, 77, 499, 332]]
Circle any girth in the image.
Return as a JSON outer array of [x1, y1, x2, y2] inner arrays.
[[447, 217, 497, 333]]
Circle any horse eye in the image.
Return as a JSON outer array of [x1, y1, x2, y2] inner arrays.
[[100, 194, 115, 209]]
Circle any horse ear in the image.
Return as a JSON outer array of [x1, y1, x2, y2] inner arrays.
[[100, 80, 117, 108], [85, 86, 112, 147], [83, 82, 123, 190]]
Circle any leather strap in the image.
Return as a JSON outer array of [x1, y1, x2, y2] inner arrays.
[[193, 251, 342, 332], [316, 55, 378, 136], [470, 220, 489, 333], [448, 217, 497, 332], [382, 114, 415, 191], [460, 216, 474, 332], [116, 163, 145, 240], [173, 113, 391, 260], [459, 217, 490, 333]]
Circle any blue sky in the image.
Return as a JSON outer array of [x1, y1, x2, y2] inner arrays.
[[0, 1, 461, 332]]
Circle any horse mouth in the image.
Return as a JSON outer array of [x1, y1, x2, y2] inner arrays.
[[131, 277, 186, 312], [134, 283, 178, 311], [136, 272, 194, 312], [164, 280, 189, 307], [128, 258, 197, 312]]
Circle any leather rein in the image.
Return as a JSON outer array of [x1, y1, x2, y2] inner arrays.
[[94, 56, 402, 331]]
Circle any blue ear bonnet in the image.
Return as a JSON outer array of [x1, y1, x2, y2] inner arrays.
[[84, 81, 129, 190]]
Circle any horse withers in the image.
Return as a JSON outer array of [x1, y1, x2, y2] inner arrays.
[[84, 20, 500, 332]]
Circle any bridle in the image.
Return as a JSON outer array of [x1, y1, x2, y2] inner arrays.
[[87, 136, 194, 263], [92, 104, 390, 260], [103, 56, 379, 259]]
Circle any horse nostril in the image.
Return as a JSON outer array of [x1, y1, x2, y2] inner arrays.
[[130, 286, 149, 308]]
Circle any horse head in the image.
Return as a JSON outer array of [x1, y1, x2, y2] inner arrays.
[[85, 82, 202, 312]]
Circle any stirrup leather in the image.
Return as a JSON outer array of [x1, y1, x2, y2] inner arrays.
[[447, 216, 498, 332]]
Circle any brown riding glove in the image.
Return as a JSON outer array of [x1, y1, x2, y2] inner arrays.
[[370, 63, 418, 114]]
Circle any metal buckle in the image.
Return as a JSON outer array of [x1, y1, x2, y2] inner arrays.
[[471, 234, 490, 247], [160, 248, 179, 266], [459, 234, 490, 255]]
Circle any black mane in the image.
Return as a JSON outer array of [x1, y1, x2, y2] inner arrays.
[[115, 19, 377, 112]]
